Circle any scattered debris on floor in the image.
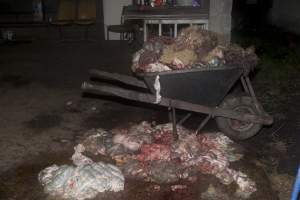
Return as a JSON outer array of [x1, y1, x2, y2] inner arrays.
[[82, 122, 256, 198], [269, 172, 294, 200], [132, 26, 258, 73], [171, 184, 188, 191], [80, 128, 113, 156], [38, 142, 124, 200], [201, 184, 230, 200], [38, 121, 258, 199]]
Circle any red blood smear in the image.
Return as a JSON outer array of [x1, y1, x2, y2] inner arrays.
[[136, 144, 171, 162], [153, 130, 174, 145]]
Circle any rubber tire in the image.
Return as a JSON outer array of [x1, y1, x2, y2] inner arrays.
[[215, 95, 262, 140]]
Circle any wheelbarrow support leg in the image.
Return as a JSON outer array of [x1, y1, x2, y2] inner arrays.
[[244, 76, 263, 113], [241, 76, 263, 113], [178, 113, 192, 125], [168, 106, 172, 123], [240, 76, 250, 94], [170, 101, 178, 139], [196, 114, 211, 134]]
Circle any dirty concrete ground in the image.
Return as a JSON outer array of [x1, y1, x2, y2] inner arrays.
[[0, 30, 299, 200]]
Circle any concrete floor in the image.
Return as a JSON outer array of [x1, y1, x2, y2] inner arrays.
[[0, 34, 298, 200], [0, 39, 147, 172]]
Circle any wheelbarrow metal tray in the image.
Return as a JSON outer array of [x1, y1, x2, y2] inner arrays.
[[140, 66, 244, 107]]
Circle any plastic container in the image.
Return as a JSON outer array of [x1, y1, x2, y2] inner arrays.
[[291, 166, 300, 200]]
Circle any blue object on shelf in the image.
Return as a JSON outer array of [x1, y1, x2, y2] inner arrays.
[[291, 165, 300, 200], [192, 0, 200, 7]]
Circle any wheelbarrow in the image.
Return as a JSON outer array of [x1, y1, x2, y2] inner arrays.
[[82, 66, 273, 140]]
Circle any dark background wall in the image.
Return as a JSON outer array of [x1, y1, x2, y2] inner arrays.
[[0, 0, 103, 24], [270, 0, 300, 34], [231, 0, 273, 30], [0, 0, 104, 40], [0, 0, 34, 13]]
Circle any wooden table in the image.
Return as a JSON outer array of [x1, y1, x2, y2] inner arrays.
[[122, 6, 209, 41]]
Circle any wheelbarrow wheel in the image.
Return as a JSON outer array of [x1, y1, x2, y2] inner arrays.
[[216, 95, 262, 140]]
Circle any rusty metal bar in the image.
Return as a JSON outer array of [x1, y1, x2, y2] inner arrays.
[[177, 113, 192, 125], [196, 114, 211, 134], [171, 103, 178, 139], [168, 106, 172, 123], [82, 82, 273, 125], [245, 76, 262, 113], [89, 69, 147, 89], [240, 76, 250, 94]]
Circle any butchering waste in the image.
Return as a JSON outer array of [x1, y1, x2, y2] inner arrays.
[[39, 121, 257, 200], [132, 26, 258, 73], [38, 143, 124, 200], [39, 26, 259, 200]]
